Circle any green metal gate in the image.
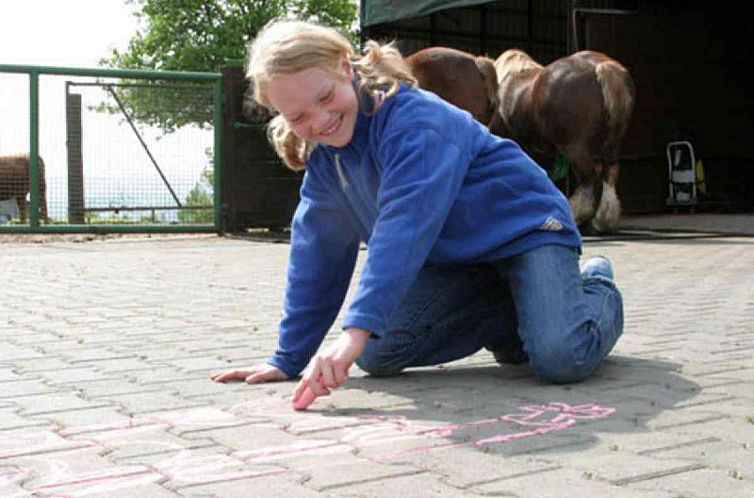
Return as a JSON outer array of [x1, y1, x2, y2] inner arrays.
[[0, 64, 223, 233]]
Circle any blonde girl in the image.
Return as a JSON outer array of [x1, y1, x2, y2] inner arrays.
[[212, 20, 624, 408]]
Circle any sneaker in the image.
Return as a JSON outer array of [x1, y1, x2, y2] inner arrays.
[[486, 335, 529, 365], [492, 347, 529, 365], [580, 255, 614, 280]]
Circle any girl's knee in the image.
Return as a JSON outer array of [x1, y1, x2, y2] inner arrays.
[[530, 357, 596, 383], [355, 355, 404, 377], [356, 328, 418, 377]]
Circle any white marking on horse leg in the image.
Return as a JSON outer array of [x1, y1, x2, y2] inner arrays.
[[569, 186, 595, 227], [591, 182, 621, 233]]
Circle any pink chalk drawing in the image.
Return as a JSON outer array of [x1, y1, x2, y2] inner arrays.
[[365, 402, 616, 460], [7, 401, 614, 496]]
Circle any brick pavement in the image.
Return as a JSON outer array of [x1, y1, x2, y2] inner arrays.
[[0, 217, 752, 497]]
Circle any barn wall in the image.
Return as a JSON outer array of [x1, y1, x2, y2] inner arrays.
[[364, 0, 754, 214], [220, 67, 301, 232], [581, 6, 754, 213]]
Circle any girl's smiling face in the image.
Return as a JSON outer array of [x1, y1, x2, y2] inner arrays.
[[267, 57, 359, 147]]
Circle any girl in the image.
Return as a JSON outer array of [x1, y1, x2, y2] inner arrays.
[[211, 20, 624, 405]]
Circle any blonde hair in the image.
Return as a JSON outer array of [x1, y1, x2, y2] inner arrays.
[[246, 19, 417, 170]]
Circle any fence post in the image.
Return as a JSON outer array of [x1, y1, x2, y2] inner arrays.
[[29, 70, 40, 227], [213, 76, 223, 232], [66, 91, 85, 224]]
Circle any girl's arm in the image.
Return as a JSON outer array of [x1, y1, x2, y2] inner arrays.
[[345, 121, 470, 336], [268, 164, 361, 379]]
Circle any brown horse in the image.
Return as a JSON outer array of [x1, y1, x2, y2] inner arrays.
[[491, 49, 635, 233], [0, 154, 48, 223], [241, 79, 274, 123], [406, 46, 499, 127]]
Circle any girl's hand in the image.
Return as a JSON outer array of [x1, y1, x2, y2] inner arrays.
[[292, 328, 370, 403], [210, 364, 288, 384]]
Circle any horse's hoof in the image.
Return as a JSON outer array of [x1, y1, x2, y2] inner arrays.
[[578, 223, 598, 236]]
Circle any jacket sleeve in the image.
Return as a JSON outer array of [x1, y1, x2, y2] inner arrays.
[[342, 123, 471, 335], [268, 165, 360, 378]]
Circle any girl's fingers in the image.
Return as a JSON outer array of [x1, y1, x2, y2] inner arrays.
[[245, 371, 265, 384], [212, 365, 287, 384], [319, 360, 336, 390], [333, 366, 349, 387], [211, 370, 248, 382], [293, 358, 320, 401]]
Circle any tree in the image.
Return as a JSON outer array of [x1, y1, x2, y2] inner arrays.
[[98, 0, 359, 132], [178, 165, 214, 224]]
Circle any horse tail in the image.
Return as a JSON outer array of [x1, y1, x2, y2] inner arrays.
[[595, 59, 635, 135], [474, 56, 500, 125], [494, 49, 542, 83]]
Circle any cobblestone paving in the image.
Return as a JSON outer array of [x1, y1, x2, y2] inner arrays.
[[1, 220, 752, 497]]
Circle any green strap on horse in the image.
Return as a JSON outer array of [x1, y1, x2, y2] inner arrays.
[[548, 155, 570, 182]]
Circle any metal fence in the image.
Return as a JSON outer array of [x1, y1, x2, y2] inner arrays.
[[0, 64, 222, 233]]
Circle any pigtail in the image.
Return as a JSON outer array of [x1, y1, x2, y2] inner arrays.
[[268, 115, 313, 171], [354, 40, 417, 114]]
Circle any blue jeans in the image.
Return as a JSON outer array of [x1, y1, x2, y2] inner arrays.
[[355, 244, 624, 383]]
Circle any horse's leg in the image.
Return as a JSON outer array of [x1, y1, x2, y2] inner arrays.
[[591, 162, 621, 233], [562, 145, 600, 230]]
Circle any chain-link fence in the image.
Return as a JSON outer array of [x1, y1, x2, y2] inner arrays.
[[0, 65, 222, 232]]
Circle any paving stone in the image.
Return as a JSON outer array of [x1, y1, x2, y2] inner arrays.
[[660, 414, 754, 447], [0, 407, 52, 431], [69, 378, 154, 398], [13, 392, 114, 416], [329, 470, 485, 497], [633, 437, 754, 480], [26, 405, 135, 433], [3, 356, 76, 374], [159, 356, 250, 374], [78, 356, 159, 374], [66, 422, 217, 461], [0, 344, 46, 363], [0, 368, 24, 382], [0, 429, 92, 460], [159, 452, 286, 490], [0, 466, 32, 498], [51, 483, 182, 498], [629, 467, 753, 498], [0, 226, 752, 497], [31, 365, 121, 385], [174, 472, 325, 498], [137, 405, 271, 437], [123, 366, 189, 385], [470, 467, 677, 497], [2, 447, 133, 493], [91, 390, 211, 415], [0, 379, 58, 399]]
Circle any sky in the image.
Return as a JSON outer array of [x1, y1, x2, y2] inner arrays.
[[0, 0, 138, 67], [0, 1, 214, 221]]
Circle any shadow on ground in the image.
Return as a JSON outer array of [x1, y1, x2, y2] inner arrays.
[[307, 355, 701, 459]]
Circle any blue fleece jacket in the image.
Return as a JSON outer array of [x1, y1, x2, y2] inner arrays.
[[267, 85, 581, 378]]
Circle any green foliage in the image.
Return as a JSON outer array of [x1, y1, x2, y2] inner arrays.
[[84, 210, 158, 224], [99, 0, 359, 132], [178, 166, 214, 224], [91, 83, 215, 134]]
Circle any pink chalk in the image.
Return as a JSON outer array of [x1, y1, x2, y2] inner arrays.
[[292, 385, 318, 411]]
